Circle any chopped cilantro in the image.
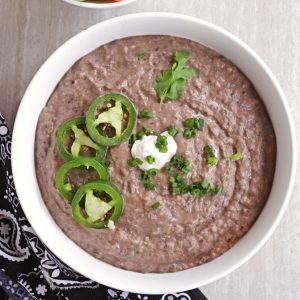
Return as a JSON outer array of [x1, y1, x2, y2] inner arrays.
[[188, 179, 222, 197], [128, 126, 152, 148], [145, 168, 158, 177], [139, 108, 154, 119], [204, 145, 219, 166], [169, 173, 189, 194], [183, 128, 196, 139], [182, 117, 204, 139], [189, 179, 212, 196], [155, 135, 168, 153], [166, 166, 221, 197], [182, 118, 195, 128], [171, 154, 191, 174], [166, 167, 189, 195], [136, 126, 152, 139], [145, 155, 155, 164], [167, 125, 179, 137], [143, 180, 155, 190], [140, 168, 158, 190], [194, 118, 204, 130], [128, 158, 143, 167], [183, 117, 204, 130]]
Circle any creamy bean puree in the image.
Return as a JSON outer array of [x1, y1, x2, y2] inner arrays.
[[35, 36, 276, 273]]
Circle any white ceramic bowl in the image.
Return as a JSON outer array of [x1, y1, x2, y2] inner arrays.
[[63, 0, 137, 9], [12, 13, 296, 294]]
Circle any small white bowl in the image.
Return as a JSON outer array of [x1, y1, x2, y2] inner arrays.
[[12, 13, 296, 294], [63, 0, 137, 9]]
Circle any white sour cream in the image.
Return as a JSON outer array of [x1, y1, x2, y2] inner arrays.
[[131, 131, 177, 170]]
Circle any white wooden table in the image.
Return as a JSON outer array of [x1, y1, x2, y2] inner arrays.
[[0, 0, 299, 299]]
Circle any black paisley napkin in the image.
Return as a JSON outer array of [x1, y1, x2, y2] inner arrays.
[[0, 113, 207, 300]]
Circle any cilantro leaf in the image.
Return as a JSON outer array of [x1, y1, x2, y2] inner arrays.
[[153, 50, 195, 107]]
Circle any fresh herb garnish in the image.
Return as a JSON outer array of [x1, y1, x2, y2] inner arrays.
[[167, 125, 179, 137], [143, 180, 155, 190], [141, 168, 158, 178], [204, 145, 219, 166], [140, 168, 158, 190], [183, 128, 196, 139], [129, 126, 152, 148], [151, 202, 161, 210], [189, 179, 222, 196], [168, 169, 189, 195], [137, 49, 145, 60], [145, 155, 155, 164], [165, 166, 221, 197], [229, 152, 243, 161], [153, 50, 195, 107], [183, 118, 204, 130], [128, 158, 143, 167], [155, 135, 168, 153], [139, 108, 154, 119], [171, 154, 191, 174], [194, 118, 204, 130], [136, 126, 152, 139], [189, 179, 211, 196], [182, 117, 204, 139], [182, 118, 195, 128]]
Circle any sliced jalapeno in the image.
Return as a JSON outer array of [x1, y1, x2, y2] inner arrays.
[[55, 157, 109, 202], [86, 92, 137, 146], [56, 117, 107, 161], [72, 181, 124, 229]]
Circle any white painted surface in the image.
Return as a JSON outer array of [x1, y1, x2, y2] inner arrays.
[[0, 1, 299, 299]]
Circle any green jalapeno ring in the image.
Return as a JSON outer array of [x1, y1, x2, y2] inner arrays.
[[72, 181, 124, 229], [55, 157, 109, 202], [56, 117, 107, 161], [86, 92, 137, 146]]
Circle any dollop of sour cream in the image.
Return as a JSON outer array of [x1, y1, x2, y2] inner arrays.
[[131, 131, 177, 170]]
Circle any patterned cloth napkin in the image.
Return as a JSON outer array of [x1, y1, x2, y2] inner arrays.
[[0, 113, 207, 300]]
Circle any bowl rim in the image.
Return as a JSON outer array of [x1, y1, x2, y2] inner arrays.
[[63, 0, 137, 9], [11, 12, 297, 294]]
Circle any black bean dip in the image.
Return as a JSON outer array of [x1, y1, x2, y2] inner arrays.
[[35, 36, 276, 273]]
